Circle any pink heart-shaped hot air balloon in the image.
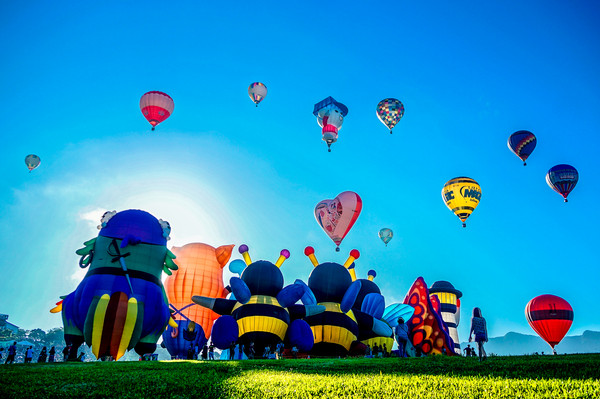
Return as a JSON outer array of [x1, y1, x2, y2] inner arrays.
[[314, 191, 362, 251]]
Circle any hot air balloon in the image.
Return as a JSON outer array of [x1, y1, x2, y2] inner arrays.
[[525, 294, 573, 354], [403, 277, 455, 356], [507, 130, 536, 166], [162, 320, 207, 359], [313, 96, 348, 152], [315, 191, 362, 251], [376, 98, 404, 134], [192, 245, 320, 355], [140, 91, 174, 131], [164, 243, 234, 340], [229, 259, 246, 276], [51, 210, 178, 361], [248, 82, 267, 107], [442, 177, 482, 227], [298, 247, 392, 357], [546, 164, 578, 202], [378, 228, 393, 246], [25, 154, 41, 172]]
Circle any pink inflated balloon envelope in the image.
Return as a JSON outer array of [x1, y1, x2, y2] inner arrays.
[[314, 191, 362, 251]]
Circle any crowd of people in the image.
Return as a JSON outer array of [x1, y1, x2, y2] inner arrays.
[[1, 342, 85, 364], [1, 307, 489, 363]]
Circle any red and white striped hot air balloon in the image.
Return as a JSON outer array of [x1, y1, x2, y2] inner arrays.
[[140, 91, 174, 131]]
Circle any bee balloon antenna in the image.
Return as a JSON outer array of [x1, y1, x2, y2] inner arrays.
[[343, 250, 360, 281], [275, 249, 290, 268], [239, 244, 252, 265], [304, 246, 319, 267]]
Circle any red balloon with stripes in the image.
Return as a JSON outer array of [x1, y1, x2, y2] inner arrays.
[[525, 294, 573, 351]]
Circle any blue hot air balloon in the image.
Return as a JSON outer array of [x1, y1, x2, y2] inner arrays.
[[546, 164, 578, 202], [508, 130, 537, 166], [162, 320, 207, 359]]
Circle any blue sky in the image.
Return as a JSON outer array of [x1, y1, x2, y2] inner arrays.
[[2, 1, 599, 347]]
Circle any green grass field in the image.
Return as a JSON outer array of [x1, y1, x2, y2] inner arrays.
[[1, 354, 599, 398]]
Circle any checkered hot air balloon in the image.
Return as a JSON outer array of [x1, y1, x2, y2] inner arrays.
[[376, 98, 404, 134], [140, 91, 174, 131]]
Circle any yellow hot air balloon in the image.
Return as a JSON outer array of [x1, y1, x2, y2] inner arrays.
[[442, 177, 481, 227]]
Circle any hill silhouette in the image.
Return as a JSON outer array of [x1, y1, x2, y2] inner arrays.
[[460, 330, 600, 356]]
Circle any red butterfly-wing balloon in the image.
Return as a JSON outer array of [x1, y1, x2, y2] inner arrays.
[[403, 277, 455, 355], [525, 294, 573, 349]]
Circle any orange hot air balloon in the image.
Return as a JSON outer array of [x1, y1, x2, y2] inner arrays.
[[164, 243, 234, 339]]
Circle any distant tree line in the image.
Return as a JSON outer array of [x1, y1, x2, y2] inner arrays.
[[0, 327, 65, 347]]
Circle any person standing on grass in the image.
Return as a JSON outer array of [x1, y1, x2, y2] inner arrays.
[[469, 307, 488, 361], [62, 345, 71, 362], [24, 346, 34, 363], [38, 347, 47, 363], [48, 346, 56, 362], [208, 342, 215, 360], [228, 341, 236, 360], [5, 342, 17, 364], [395, 317, 409, 358]]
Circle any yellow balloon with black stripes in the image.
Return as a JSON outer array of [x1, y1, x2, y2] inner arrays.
[[442, 177, 482, 227]]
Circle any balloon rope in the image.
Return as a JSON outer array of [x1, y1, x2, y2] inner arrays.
[[169, 304, 192, 322]]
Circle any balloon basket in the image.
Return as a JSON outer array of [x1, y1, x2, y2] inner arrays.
[[335, 247, 340, 252]]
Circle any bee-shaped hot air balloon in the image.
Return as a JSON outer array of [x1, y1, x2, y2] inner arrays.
[[50, 210, 178, 360], [192, 245, 322, 355], [442, 177, 482, 227], [297, 247, 392, 357]]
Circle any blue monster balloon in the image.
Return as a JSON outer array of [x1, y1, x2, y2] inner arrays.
[[51, 209, 178, 360]]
